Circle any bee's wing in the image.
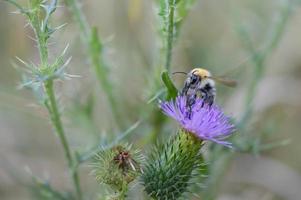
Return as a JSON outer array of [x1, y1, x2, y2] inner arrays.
[[209, 76, 237, 87]]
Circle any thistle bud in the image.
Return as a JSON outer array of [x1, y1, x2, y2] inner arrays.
[[91, 144, 144, 196], [142, 129, 203, 200]]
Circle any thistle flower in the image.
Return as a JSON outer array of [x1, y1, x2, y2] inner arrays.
[[141, 96, 235, 199], [160, 95, 235, 147]]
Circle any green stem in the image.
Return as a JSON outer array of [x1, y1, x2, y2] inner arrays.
[[30, 15, 49, 65], [117, 182, 128, 200], [239, 2, 291, 128], [30, 2, 82, 197], [44, 81, 82, 200], [147, 0, 176, 143], [44, 81, 71, 163], [8, 0, 83, 199], [64, 0, 90, 39], [89, 28, 122, 129], [64, 0, 122, 129], [37, 34, 49, 65], [165, 0, 175, 72]]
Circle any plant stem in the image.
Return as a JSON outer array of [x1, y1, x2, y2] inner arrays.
[[64, 0, 89, 41], [44, 81, 82, 200], [117, 183, 128, 200], [29, 14, 49, 66], [165, 0, 175, 72], [64, 0, 122, 129], [238, 1, 291, 128], [147, 0, 176, 143], [28, 1, 83, 198], [44, 81, 71, 162], [37, 35, 49, 66]]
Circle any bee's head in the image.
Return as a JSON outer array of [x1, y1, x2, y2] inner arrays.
[[185, 68, 211, 86], [191, 68, 211, 80], [173, 68, 212, 91], [186, 72, 199, 86]]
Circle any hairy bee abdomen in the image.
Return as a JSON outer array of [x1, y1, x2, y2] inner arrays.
[[201, 83, 216, 106]]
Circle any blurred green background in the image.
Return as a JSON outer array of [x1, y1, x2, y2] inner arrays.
[[1, 0, 301, 199]]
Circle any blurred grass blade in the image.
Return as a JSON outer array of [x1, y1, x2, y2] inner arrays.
[[161, 71, 178, 100], [79, 120, 142, 163], [89, 27, 124, 129], [30, 175, 72, 200], [147, 88, 165, 104], [64, 0, 123, 129], [5, 0, 30, 16], [89, 27, 111, 91], [259, 139, 291, 152], [175, 0, 197, 35], [103, 120, 142, 149]]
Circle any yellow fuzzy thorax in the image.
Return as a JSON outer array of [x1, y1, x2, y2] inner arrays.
[[191, 68, 211, 79]]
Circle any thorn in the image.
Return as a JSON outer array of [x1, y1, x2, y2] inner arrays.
[[56, 56, 72, 73], [15, 56, 27, 65], [23, 22, 30, 28], [64, 73, 81, 80], [26, 34, 38, 42], [10, 10, 21, 15], [24, 166, 33, 176], [62, 44, 70, 56], [103, 34, 115, 44], [56, 23, 68, 31], [56, 4, 64, 9], [47, 41, 56, 46], [18, 79, 37, 89]]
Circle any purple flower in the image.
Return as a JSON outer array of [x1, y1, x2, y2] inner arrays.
[[159, 95, 235, 147]]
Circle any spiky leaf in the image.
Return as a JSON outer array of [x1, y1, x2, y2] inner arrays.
[[161, 71, 178, 100]]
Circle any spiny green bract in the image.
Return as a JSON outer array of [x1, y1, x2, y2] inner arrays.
[[90, 144, 144, 192], [141, 129, 205, 200]]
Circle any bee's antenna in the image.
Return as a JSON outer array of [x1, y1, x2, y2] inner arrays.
[[172, 71, 187, 75]]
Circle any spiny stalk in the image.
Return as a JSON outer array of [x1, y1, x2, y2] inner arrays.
[[6, 0, 82, 199], [44, 80, 82, 200]]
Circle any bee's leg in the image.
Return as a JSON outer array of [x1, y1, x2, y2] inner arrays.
[[207, 95, 215, 106], [181, 81, 190, 96], [187, 94, 196, 106], [186, 93, 196, 118], [203, 91, 214, 106], [199, 90, 213, 106], [199, 89, 208, 107]]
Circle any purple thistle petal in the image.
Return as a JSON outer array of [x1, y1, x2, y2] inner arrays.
[[159, 95, 235, 147]]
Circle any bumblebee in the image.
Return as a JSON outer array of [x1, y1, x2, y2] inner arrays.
[[174, 68, 237, 108]]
